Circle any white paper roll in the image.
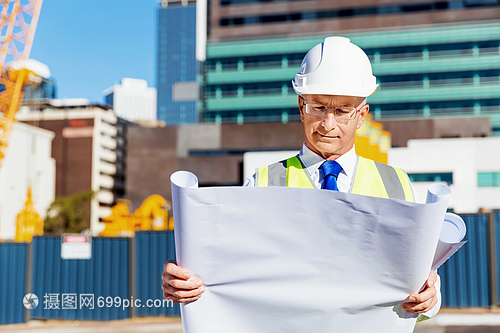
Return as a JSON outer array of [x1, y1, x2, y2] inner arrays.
[[171, 171, 199, 189], [432, 213, 467, 270], [425, 184, 451, 204], [170, 171, 199, 271]]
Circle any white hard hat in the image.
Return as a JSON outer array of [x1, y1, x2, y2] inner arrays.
[[292, 36, 378, 97]]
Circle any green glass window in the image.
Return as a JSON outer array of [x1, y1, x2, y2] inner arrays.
[[478, 172, 500, 187], [408, 173, 453, 184]]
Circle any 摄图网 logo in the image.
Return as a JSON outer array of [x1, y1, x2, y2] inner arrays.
[[23, 293, 39, 309]]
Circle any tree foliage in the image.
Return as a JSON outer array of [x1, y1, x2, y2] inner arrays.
[[44, 189, 95, 235]]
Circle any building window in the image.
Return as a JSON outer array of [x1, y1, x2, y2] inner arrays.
[[218, 1, 500, 25], [408, 173, 453, 184], [478, 172, 500, 187]]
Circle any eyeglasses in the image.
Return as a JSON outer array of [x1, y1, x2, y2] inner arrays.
[[302, 102, 365, 120]]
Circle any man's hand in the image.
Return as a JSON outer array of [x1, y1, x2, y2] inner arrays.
[[402, 270, 438, 314], [162, 259, 205, 303]]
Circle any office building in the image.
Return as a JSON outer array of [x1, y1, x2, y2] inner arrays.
[[202, 20, 500, 135], [16, 59, 56, 106], [18, 100, 128, 235], [157, 0, 199, 125], [24, 77, 56, 101], [208, 0, 500, 41], [103, 78, 157, 121]]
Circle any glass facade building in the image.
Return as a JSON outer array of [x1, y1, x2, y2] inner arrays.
[[157, 2, 199, 125], [23, 77, 57, 101], [201, 21, 500, 135]]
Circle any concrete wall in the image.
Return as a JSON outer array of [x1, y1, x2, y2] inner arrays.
[[127, 126, 179, 209], [381, 117, 491, 147], [126, 122, 305, 208], [0, 123, 55, 240]]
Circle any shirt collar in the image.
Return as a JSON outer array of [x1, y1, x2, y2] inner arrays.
[[299, 143, 357, 179]]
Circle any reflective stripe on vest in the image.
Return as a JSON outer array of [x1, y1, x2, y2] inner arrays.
[[256, 155, 414, 202]]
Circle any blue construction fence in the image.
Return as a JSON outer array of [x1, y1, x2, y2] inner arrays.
[[0, 231, 179, 325], [1, 212, 500, 325]]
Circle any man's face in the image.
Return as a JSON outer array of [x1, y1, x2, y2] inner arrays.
[[299, 94, 369, 161]]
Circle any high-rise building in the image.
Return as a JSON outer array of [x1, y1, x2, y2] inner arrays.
[[18, 100, 128, 236], [13, 59, 56, 106], [156, 0, 199, 125], [24, 77, 56, 101], [200, 1, 500, 135], [208, 0, 500, 41], [103, 78, 157, 121]]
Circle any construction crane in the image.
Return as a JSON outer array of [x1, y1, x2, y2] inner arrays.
[[0, 0, 44, 242], [0, 0, 43, 168]]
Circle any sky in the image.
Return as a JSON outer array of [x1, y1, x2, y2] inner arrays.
[[30, 0, 159, 103]]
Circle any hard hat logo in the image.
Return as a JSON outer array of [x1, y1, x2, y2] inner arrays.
[[292, 36, 378, 98]]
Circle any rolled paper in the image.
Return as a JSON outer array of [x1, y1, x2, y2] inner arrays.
[[426, 183, 452, 204], [432, 213, 467, 270], [170, 171, 199, 269], [171, 170, 199, 189]]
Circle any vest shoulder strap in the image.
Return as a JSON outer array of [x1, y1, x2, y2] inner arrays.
[[352, 156, 414, 202], [256, 155, 314, 188]]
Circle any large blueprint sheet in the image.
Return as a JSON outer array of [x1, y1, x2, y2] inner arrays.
[[171, 172, 449, 333]]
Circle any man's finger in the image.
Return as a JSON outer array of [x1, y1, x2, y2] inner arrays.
[[167, 277, 202, 290], [408, 285, 436, 303], [165, 262, 191, 280], [163, 288, 204, 303], [402, 296, 437, 313], [162, 284, 205, 299], [163, 259, 176, 272], [427, 270, 437, 287]]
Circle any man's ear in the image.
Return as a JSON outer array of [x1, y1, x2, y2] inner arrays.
[[298, 95, 305, 122], [356, 104, 369, 129]]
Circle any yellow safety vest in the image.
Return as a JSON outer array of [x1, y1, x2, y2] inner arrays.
[[256, 155, 414, 202]]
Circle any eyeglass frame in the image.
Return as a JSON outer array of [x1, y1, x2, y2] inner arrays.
[[301, 101, 367, 120]]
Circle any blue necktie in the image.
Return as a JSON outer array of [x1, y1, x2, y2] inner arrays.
[[320, 160, 342, 191]]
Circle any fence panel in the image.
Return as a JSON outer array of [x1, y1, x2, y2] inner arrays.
[[440, 213, 490, 308], [0, 243, 27, 325], [30, 236, 130, 321], [135, 231, 180, 316]]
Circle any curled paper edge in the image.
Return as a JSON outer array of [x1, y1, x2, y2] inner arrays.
[[171, 170, 199, 189], [425, 183, 451, 204], [441, 213, 466, 243], [431, 213, 467, 270]]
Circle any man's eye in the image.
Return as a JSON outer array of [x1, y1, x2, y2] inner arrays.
[[337, 107, 353, 114], [312, 106, 327, 112]]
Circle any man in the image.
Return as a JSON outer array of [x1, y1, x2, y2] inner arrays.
[[162, 36, 440, 319]]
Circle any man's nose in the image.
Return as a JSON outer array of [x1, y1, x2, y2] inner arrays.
[[321, 112, 337, 131]]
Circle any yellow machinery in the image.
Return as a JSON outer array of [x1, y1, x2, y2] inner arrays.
[[100, 195, 174, 237], [14, 186, 43, 242], [354, 114, 392, 164], [0, 0, 44, 242]]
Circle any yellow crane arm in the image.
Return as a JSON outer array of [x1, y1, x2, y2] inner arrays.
[[0, 0, 43, 168]]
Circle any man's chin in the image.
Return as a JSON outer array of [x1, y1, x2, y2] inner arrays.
[[312, 142, 341, 155]]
